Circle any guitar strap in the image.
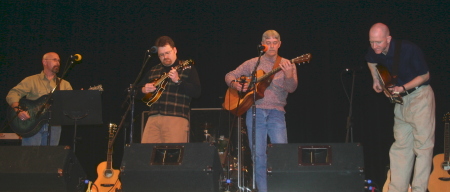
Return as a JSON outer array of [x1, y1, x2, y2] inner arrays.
[[55, 77, 61, 91], [268, 56, 282, 82], [391, 39, 402, 85]]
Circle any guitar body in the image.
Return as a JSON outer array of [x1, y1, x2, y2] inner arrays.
[[141, 79, 169, 106], [375, 64, 403, 104], [428, 154, 450, 192], [429, 112, 450, 192], [222, 70, 266, 116], [7, 95, 50, 137], [91, 161, 121, 192]]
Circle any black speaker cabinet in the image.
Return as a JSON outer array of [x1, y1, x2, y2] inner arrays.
[[267, 143, 365, 192], [120, 143, 223, 192], [0, 146, 87, 192]]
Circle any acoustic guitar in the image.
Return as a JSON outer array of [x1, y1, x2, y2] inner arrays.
[[375, 64, 403, 104], [428, 112, 450, 192], [7, 85, 103, 137], [92, 123, 121, 192], [222, 54, 311, 116], [141, 59, 194, 107]]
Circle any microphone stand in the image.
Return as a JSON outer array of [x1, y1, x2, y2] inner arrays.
[[44, 57, 78, 146], [115, 50, 153, 146], [249, 48, 265, 191], [345, 70, 356, 143]]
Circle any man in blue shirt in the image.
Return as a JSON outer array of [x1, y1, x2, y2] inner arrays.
[[366, 23, 435, 192]]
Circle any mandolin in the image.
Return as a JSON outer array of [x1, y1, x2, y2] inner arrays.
[[141, 60, 194, 107]]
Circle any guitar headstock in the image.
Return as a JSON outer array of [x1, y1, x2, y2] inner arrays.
[[109, 123, 117, 135], [88, 84, 104, 91], [178, 59, 194, 70], [444, 112, 450, 123], [291, 53, 312, 65]]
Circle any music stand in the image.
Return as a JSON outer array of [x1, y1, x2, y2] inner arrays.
[[51, 90, 103, 152]]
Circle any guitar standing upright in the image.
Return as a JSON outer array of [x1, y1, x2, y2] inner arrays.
[[428, 112, 450, 192], [92, 123, 121, 192]]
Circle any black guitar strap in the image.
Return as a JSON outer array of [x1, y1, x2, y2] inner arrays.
[[391, 39, 402, 85], [55, 77, 61, 91]]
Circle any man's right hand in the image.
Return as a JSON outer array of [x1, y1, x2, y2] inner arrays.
[[231, 81, 249, 92], [142, 83, 157, 94], [373, 81, 383, 93]]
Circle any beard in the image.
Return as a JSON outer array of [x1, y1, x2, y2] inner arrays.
[[52, 66, 60, 73]]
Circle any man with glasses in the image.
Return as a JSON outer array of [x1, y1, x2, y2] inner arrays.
[[6, 52, 73, 146], [140, 36, 201, 143], [224, 30, 298, 192]]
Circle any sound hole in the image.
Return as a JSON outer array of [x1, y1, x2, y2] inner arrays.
[[104, 169, 113, 178]]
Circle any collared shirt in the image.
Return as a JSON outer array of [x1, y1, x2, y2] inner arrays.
[[225, 55, 298, 112], [6, 71, 73, 105], [365, 39, 430, 86]]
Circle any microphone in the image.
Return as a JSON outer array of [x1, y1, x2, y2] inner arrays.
[[257, 44, 268, 52], [344, 66, 363, 72], [148, 46, 158, 54], [70, 54, 82, 62]]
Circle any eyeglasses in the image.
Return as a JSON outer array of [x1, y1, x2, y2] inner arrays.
[[44, 58, 60, 62], [158, 49, 173, 57]]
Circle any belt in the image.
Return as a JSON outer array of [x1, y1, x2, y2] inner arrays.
[[400, 85, 422, 97]]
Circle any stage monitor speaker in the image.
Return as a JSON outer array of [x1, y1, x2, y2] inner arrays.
[[0, 146, 87, 192], [267, 143, 365, 192], [120, 143, 223, 192]]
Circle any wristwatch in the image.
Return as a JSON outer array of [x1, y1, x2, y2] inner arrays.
[[175, 78, 182, 85]]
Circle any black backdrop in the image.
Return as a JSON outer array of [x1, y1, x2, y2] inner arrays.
[[1, 0, 449, 188]]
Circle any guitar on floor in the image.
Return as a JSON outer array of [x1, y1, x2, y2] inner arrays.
[[428, 112, 450, 192], [141, 59, 194, 107], [375, 64, 403, 105], [92, 123, 121, 192], [222, 53, 311, 116], [7, 85, 104, 137]]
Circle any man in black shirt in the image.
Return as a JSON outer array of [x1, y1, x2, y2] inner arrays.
[[366, 23, 435, 192]]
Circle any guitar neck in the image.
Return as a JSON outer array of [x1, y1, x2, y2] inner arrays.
[[106, 148, 113, 169], [256, 57, 302, 83], [154, 64, 184, 86], [445, 120, 449, 162], [256, 67, 282, 83]]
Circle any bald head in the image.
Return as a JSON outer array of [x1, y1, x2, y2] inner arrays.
[[42, 52, 61, 74], [369, 23, 390, 37], [369, 23, 392, 55]]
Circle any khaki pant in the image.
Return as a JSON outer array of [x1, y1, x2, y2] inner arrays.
[[389, 85, 435, 192], [141, 115, 189, 143]]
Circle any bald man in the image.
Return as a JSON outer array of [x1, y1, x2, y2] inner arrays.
[[366, 23, 435, 192], [7, 52, 73, 146]]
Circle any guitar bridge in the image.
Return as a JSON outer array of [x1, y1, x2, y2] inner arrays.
[[438, 177, 450, 181], [101, 184, 116, 187]]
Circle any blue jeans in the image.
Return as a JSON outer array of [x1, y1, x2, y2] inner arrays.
[[21, 124, 61, 146], [246, 108, 287, 192]]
